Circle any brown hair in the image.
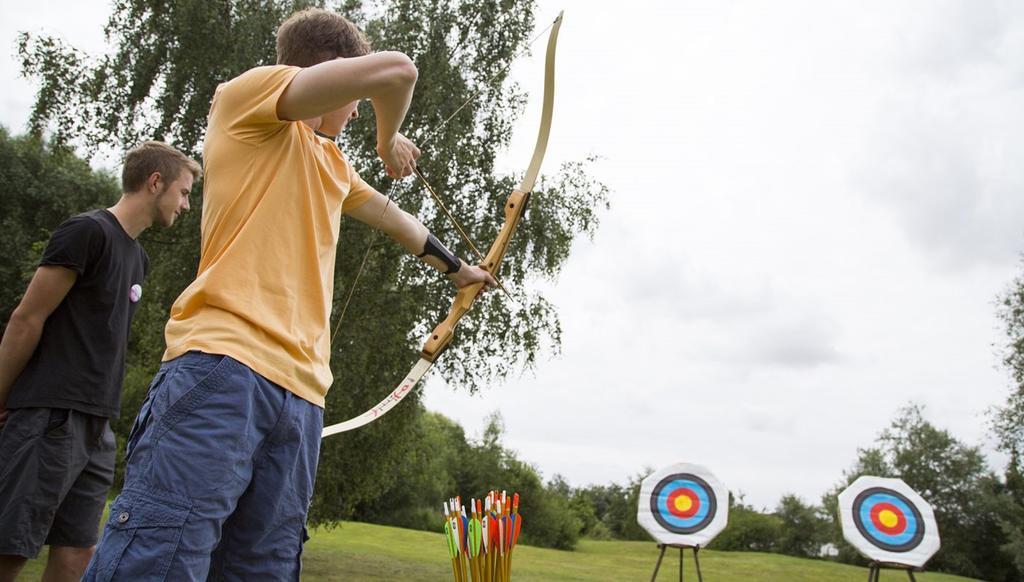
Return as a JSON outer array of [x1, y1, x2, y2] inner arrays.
[[121, 141, 202, 193], [276, 8, 371, 67]]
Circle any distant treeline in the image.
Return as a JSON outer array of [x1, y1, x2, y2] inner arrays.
[[348, 404, 1023, 582]]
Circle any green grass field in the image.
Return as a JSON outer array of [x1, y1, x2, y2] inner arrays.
[[19, 521, 979, 581]]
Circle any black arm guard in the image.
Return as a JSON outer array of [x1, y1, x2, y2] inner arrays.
[[417, 233, 462, 274]]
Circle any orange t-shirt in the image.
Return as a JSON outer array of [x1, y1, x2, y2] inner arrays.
[[163, 65, 374, 407]]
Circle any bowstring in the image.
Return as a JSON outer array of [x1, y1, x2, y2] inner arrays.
[[412, 166, 517, 303], [330, 15, 558, 349]]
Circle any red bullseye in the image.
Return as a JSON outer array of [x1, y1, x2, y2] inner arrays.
[[870, 502, 906, 535], [667, 488, 700, 519]]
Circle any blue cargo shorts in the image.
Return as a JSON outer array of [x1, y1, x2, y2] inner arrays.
[[83, 351, 323, 581]]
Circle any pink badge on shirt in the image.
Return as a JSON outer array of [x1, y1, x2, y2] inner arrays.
[[129, 284, 142, 303]]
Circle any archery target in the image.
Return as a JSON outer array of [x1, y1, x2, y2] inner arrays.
[[638, 463, 728, 546], [838, 476, 940, 568], [853, 488, 923, 551], [651, 474, 716, 533]]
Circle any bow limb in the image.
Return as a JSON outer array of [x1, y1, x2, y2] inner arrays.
[[422, 10, 563, 362], [322, 11, 563, 438], [519, 10, 562, 196]]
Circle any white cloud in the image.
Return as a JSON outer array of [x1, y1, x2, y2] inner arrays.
[[854, 1, 1024, 268]]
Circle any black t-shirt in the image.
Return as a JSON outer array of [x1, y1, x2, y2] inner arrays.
[[7, 209, 149, 418]]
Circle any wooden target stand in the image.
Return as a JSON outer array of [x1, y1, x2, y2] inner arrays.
[[649, 543, 704, 582], [866, 561, 922, 582]]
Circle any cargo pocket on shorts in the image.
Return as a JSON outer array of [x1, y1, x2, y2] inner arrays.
[[152, 355, 231, 443], [92, 491, 190, 582]]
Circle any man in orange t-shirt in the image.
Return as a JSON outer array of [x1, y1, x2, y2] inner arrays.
[[84, 8, 495, 580]]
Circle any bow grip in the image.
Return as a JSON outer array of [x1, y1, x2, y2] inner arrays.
[[421, 281, 484, 361]]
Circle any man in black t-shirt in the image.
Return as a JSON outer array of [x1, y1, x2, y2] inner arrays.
[[0, 141, 201, 582]]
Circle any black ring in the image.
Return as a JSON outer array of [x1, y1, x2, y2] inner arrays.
[[649, 473, 717, 534], [851, 487, 925, 552]]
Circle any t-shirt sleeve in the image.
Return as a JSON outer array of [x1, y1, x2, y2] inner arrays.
[[341, 165, 375, 213], [210, 65, 302, 143], [40, 216, 104, 275]]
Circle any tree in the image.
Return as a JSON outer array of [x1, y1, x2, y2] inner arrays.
[[350, 410, 581, 549], [514, 472, 580, 550], [822, 404, 1017, 580], [994, 260, 1024, 575], [568, 487, 611, 540], [18, 0, 608, 522], [0, 128, 119, 329], [979, 469, 1024, 580], [995, 260, 1024, 460], [559, 472, 651, 542], [774, 494, 827, 559], [349, 410, 466, 531], [449, 413, 580, 550], [708, 494, 780, 553], [820, 447, 889, 564]]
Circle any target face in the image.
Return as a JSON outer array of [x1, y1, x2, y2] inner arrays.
[[852, 487, 924, 552], [638, 463, 728, 546], [838, 476, 940, 568], [650, 474, 717, 534]]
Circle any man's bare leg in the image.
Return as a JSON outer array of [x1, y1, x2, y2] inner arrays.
[[42, 546, 93, 582], [0, 554, 28, 582]]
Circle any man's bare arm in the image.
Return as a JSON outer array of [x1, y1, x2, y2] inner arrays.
[[277, 52, 417, 148], [0, 266, 77, 424], [346, 192, 497, 290]]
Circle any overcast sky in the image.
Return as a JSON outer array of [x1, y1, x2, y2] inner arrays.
[[3, 0, 1022, 511]]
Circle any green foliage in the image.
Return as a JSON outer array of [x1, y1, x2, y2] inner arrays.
[[568, 488, 611, 540], [994, 259, 1024, 574], [348, 411, 580, 549], [17, 0, 608, 523], [822, 404, 1020, 580], [877, 406, 1013, 580], [818, 446, 891, 563], [513, 471, 580, 551], [996, 259, 1024, 459], [709, 495, 781, 553], [18, 0, 304, 157], [1003, 458, 1024, 573], [0, 128, 119, 328], [977, 471, 1024, 581], [700, 493, 828, 560], [571, 476, 649, 542], [773, 494, 828, 559]]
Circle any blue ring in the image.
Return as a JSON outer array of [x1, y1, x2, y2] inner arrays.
[[851, 487, 925, 552], [650, 473, 717, 534]]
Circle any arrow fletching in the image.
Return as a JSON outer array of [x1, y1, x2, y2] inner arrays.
[[444, 520, 458, 559]]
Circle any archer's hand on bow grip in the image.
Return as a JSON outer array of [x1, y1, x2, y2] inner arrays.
[[420, 190, 531, 362]]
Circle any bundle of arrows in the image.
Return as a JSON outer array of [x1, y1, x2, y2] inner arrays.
[[443, 491, 522, 582]]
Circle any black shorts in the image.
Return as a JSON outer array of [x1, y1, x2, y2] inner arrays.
[[0, 407, 115, 558]]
